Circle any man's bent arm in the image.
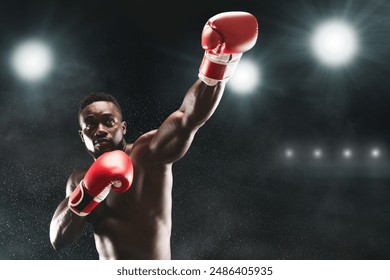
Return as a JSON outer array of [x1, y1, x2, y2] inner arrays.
[[49, 173, 87, 250], [50, 198, 87, 250]]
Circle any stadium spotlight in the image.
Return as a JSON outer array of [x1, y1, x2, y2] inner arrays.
[[311, 19, 358, 67], [11, 40, 53, 82]]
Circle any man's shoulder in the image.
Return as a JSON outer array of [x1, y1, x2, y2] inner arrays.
[[131, 130, 157, 150], [130, 130, 159, 162], [137, 130, 158, 141]]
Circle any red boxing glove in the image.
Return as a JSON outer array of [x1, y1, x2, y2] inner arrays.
[[199, 11, 258, 86], [68, 150, 134, 216]]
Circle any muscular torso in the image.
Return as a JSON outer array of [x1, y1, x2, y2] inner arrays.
[[72, 131, 173, 260]]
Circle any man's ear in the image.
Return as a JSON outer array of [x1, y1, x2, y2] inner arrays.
[[78, 130, 85, 142], [122, 121, 127, 135]]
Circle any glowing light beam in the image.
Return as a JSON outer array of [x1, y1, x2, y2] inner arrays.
[[313, 148, 323, 159], [342, 148, 353, 159], [11, 40, 53, 82], [311, 19, 358, 67], [228, 59, 260, 95]]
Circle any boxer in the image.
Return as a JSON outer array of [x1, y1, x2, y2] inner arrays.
[[49, 11, 258, 259]]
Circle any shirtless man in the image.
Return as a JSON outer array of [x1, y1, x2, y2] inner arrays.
[[49, 11, 258, 259]]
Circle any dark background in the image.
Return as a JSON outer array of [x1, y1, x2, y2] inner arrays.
[[0, 0, 389, 259]]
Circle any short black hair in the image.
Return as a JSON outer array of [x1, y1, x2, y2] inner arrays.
[[79, 92, 123, 117]]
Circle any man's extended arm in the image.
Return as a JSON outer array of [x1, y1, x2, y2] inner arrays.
[[148, 11, 258, 164]]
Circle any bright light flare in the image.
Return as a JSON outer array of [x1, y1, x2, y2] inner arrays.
[[370, 148, 381, 159], [11, 40, 53, 81], [342, 148, 353, 159], [228, 59, 260, 95], [313, 148, 323, 159], [284, 148, 294, 159], [311, 19, 358, 67]]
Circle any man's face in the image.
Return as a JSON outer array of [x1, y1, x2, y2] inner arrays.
[[79, 101, 127, 158]]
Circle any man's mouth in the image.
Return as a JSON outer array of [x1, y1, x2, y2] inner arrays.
[[94, 138, 112, 145]]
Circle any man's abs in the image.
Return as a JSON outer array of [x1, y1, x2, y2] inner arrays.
[[93, 215, 172, 259]]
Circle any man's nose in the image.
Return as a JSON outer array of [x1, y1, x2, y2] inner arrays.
[[95, 123, 108, 136]]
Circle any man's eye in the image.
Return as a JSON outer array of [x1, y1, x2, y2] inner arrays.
[[106, 119, 115, 126], [86, 123, 95, 129]]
